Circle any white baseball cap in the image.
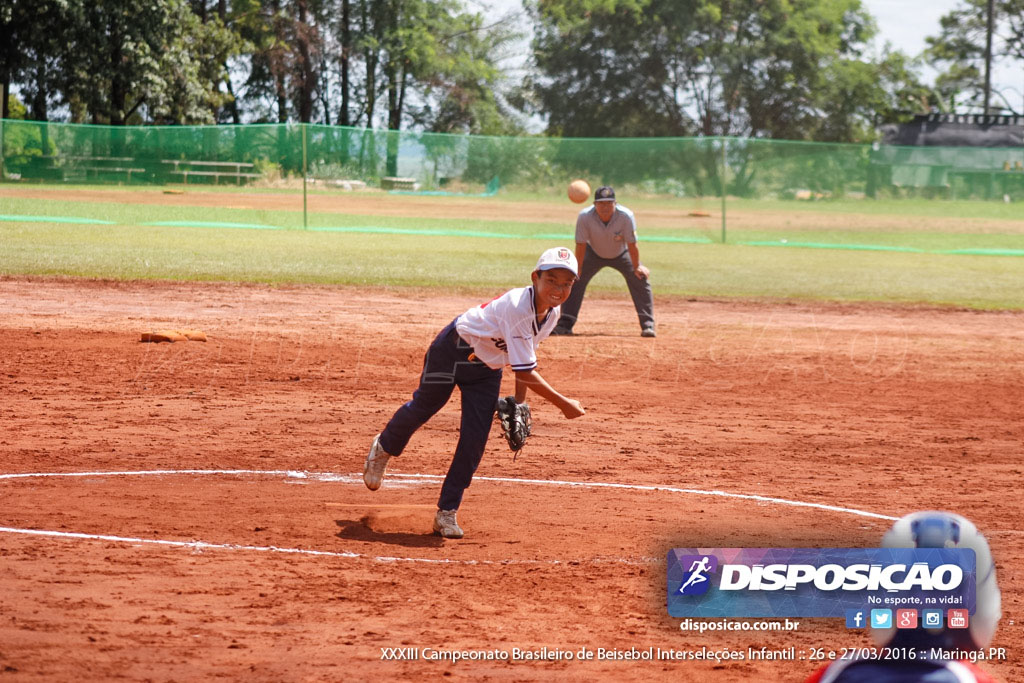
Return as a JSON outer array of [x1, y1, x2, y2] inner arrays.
[[535, 247, 578, 277]]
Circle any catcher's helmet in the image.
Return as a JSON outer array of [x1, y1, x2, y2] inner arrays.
[[871, 511, 1001, 652]]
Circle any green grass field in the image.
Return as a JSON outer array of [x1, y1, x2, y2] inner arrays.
[[2, 190, 1024, 309]]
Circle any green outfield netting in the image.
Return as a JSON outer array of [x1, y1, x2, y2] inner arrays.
[[5, 118, 1023, 198], [3, 119, 1024, 254]]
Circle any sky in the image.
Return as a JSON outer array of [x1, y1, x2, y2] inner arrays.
[[861, 0, 960, 56]]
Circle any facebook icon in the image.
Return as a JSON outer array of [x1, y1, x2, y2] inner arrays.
[[845, 609, 866, 629]]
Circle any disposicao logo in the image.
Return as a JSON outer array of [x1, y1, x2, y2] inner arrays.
[[666, 548, 976, 619], [676, 555, 718, 596]]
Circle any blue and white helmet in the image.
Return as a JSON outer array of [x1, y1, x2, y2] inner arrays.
[[871, 511, 1001, 651]]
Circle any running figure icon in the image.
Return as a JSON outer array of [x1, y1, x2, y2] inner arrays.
[[678, 556, 712, 594]]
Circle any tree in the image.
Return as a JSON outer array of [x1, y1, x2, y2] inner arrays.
[[342, 1, 523, 132], [415, 10, 528, 135], [1, 0, 71, 121], [235, 0, 341, 124], [0, 1, 29, 120], [50, 0, 242, 124], [528, 0, 923, 142], [926, 0, 1024, 114], [343, 0, 524, 172], [527, 0, 690, 137], [188, 0, 250, 124], [337, 0, 353, 125], [147, 7, 246, 123], [812, 50, 934, 141], [4, 0, 524, 133]]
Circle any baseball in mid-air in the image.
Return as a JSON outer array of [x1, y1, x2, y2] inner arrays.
[[568, 179, 591, 204]]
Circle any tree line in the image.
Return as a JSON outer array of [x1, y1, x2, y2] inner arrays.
[[3, 0, 1023, 143]]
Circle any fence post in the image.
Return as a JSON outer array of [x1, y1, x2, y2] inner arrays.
[[720, 137, 728, 243], [302, 123, 308, 230]]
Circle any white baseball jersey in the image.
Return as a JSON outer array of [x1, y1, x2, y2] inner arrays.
[[576, 203, 638, 259], [456, 286, 558, 371]]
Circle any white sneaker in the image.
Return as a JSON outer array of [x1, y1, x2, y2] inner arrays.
[[433, 509, 464, 539], [363, 434, 391, 491]]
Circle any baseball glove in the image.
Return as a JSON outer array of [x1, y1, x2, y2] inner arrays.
[[496, 395, 532, 456]]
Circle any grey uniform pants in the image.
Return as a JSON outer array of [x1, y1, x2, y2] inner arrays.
[[556, 244, 655, 331]]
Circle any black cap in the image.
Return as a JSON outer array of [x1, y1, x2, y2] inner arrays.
[[594, 186, 615, 202]]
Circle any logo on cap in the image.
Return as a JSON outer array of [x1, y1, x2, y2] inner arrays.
[[557, 248, 570, 260], [596, 186, 614, 200]]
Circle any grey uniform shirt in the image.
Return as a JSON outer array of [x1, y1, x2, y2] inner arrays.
[[575, 204, 638, 259]]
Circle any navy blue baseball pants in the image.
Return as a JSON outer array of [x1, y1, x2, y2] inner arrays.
[[378, 319, 503, 511]]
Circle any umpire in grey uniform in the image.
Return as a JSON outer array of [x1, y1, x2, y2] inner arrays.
[[553, 186, 656, 337]]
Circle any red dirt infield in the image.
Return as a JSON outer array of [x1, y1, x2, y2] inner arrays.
[[1, 277, 1022, 681]]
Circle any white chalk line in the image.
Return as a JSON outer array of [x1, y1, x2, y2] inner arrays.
[[0, 525, 617, 566], [0, 469, 899, 520], [0, 469, 898, 566]]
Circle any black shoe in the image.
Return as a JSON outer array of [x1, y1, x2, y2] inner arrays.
[[551, 326, 573, 336]]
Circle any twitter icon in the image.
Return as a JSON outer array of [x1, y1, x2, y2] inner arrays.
[[871, 609, 893, 628]]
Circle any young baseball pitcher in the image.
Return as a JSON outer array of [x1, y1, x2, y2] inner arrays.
[[362, 247, 586, 539]]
